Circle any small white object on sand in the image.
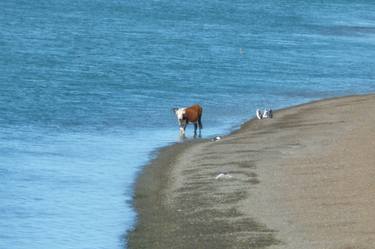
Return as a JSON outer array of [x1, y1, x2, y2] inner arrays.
[[215, 173, 232, 180], [263, 109, 273, 118], [256, 108, 273, 119], [211, 136, 222, 141]]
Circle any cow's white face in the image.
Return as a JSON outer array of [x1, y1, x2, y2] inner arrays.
[[174, 108, 187, 134], [175, 108, 186, 122]]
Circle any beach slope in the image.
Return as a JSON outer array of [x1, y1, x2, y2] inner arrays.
[[128, 95, 375, 249]]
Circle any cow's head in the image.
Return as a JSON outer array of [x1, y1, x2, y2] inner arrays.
[[172, 107, 187, 134]]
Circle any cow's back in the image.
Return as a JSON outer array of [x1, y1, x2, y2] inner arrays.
[[185, 104, 202, 122]]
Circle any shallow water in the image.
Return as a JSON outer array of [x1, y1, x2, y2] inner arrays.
[[1, 1, 375, 248]]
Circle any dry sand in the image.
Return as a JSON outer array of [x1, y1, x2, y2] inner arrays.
[[127, 95, 375, 249]]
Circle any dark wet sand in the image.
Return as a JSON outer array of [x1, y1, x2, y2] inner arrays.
[[127, 95, 375, 249]]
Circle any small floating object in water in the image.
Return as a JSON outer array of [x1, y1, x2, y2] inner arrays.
[[215, 173, 232, 180]]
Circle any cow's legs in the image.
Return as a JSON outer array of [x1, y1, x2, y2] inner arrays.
[[179, 119, 187, 136], [198, 117, 202, 137], [179, 126, 186, 135], [179, 122, 187, 136], [198, 116, 202, 129], [193, 123, 198, 137]]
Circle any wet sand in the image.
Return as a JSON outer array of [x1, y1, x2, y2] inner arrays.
[[127, 95, 375, 249]]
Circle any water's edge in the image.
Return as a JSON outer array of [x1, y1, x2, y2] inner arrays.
[[125, 93, 374, 246]]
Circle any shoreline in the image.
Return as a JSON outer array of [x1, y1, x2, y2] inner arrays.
[[127, 94, 375, 249]]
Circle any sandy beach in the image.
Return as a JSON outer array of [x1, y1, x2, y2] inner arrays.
[[127, 95, 375, 249]]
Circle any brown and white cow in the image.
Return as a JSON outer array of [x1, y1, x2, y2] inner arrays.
[[173, 104, 203, 136]]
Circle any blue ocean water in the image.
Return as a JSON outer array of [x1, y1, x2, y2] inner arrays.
[[1, 1, 375, 248]]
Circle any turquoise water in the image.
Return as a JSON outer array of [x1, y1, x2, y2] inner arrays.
[[1, 1, 375, 248]]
